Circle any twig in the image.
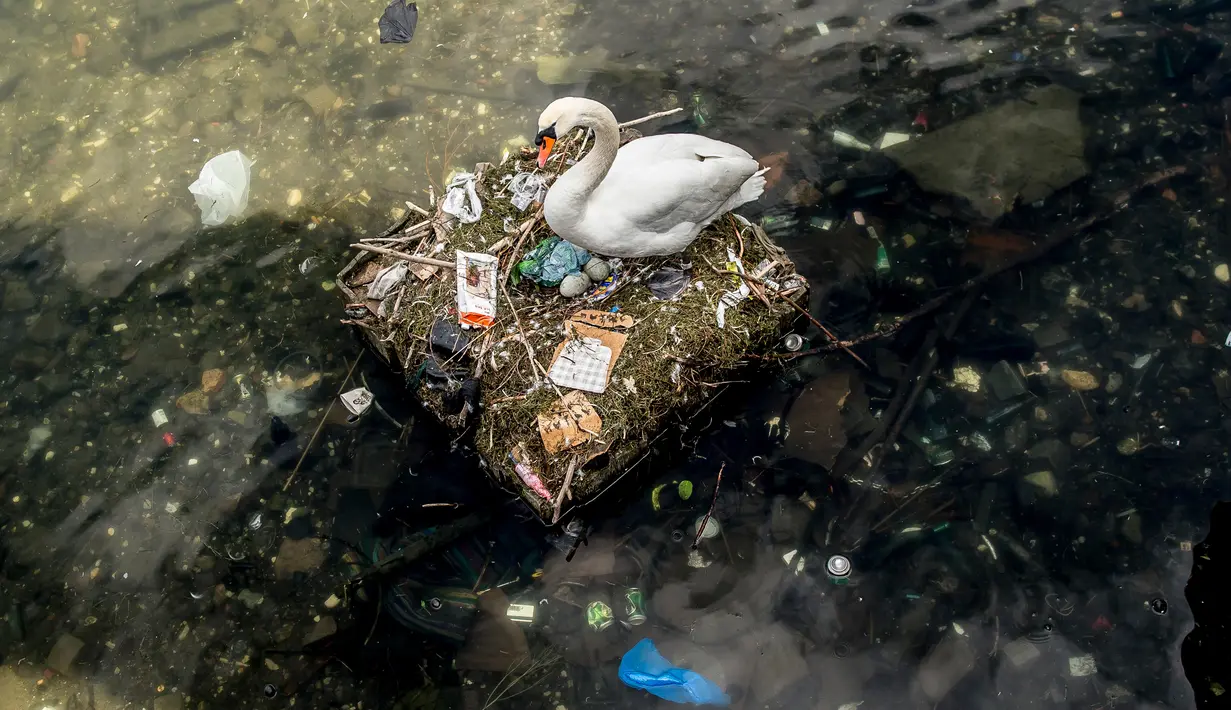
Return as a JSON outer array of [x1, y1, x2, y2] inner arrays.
[[779, 292, 870, 369], [359, 234, 427, 244], [362, 220, 432, 242], [552, 456, 577, 524], [836, 289, 979, 539], [691, 463, 725, 550], [486, 236, 512, 254], [404, 200, 431, 217], [283, 353, 363, 491], [364, 592, 382, 646], [706, 263, 869, 369], [618, 107, 684, 129], [499, 207, 544, 284], [349, 513, 487, 586], [498, 279, 546, 383], [377, 209, 414, 237], [350, 243, 456, 269], [780, 165, 1189, 359], [322, 191, 354, 215], [472, 545, 494, 592]]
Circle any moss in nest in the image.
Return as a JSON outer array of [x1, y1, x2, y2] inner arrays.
[[339, 133, 807, 521]]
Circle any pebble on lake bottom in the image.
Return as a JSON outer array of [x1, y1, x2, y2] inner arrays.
[[1061, 369, 1100, 391]]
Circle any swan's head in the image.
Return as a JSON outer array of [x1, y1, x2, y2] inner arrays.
[[534, 97, 610, 168]]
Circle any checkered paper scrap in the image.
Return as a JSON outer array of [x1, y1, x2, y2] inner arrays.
[[548, 337, 612, 394]]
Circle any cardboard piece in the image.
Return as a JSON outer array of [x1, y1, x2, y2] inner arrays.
[[548, 322, 627, 389], [570, 309, 635, 329], [537, 390, 603, 454]]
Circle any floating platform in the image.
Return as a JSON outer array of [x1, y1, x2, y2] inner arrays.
[[337, 132, 807, 523]]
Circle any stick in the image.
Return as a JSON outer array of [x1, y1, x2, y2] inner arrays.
[[499, 279, 546, 383], [377, 209, 414, 238], [835, 290, 979, 537], [364, 593, 382, 646], [706, 263, 869, 369], [691, 463, 725, 550], [780, 166, 1188, 359], [500, 206, 544, 284], [552, 457, 577, 524], [404, 200, 431, 217], [350, 243, 455, 269], [360, 221, 431, 243], [282, 353, 363, 491], [348, 513, 487, 586], [780, 292, 870, 369], [618, 107, 684, 129]]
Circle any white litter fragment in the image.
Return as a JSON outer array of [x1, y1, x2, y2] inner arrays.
[[151, 409, 169, 427], [716, 248, 751, 329], [1002, 638, 1041, 668], [340, 387, 374, 416], [548, 337, 612, 394], [188, 150, 253, 226], [442, 172, 483, 223], [878, 131, 912, 149], [1068, 654, 1097, 677], [833, 129, 872, 151], [455, 251, 499, 328], [508, 172, 547, 211], [367, 262, 408, 299]]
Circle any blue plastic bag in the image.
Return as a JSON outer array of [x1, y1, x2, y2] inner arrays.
[[515, 236, 590, 287], [618, 638, 731, 706]]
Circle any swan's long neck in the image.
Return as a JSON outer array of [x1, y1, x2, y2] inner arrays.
[[553, 103, 620, 211]]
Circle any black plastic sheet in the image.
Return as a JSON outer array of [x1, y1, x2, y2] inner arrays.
[[378, 0, 418, 44]]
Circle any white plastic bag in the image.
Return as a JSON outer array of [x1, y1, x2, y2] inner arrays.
[[442, 172, 482, 223], [189, 151, 253, 226]]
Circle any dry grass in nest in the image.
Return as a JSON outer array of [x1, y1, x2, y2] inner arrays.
[[338, 129, 808, 521]]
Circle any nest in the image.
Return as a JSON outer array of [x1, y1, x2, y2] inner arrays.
[[337, 127, 808, 523]]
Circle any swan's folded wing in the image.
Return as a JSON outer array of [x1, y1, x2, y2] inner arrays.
[[592, 136, 761, 232]]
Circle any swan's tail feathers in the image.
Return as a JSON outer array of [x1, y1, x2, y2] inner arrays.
[[733, 166, 769, 207]]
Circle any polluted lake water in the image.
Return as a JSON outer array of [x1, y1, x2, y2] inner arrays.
[[3, 0, 1231, 709]]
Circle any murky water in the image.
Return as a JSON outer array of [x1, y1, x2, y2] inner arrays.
[[4, 0, 1231, 708]]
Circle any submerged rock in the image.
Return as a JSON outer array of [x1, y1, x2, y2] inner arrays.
[[885, 85, 1087, 221]]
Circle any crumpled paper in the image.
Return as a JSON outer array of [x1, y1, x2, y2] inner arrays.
[[188, 151, 253, 227], [443, 172, 483, 224]]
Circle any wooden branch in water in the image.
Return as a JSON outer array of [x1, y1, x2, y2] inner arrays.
[[348, 513, 487, 587], [779, 165, 1189, 359], [404, 200, 432, 217], [350, 243, 456, 269], [552, 457, 577, 524], [691, 463, 725, 550], [618, 107, 685, 129], [706, 263, 869, 369]]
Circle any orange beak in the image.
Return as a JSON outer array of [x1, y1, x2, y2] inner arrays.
[[537, 136, 555, 168]]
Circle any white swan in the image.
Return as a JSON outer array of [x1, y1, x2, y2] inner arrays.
[[534, 97, 768, 258]]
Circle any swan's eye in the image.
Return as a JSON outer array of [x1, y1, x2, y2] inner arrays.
[[535, 124, 557, 147]]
